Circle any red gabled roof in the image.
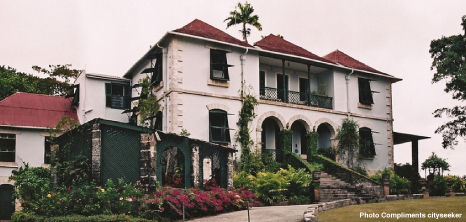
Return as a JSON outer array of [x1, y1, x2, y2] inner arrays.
[[323, 50, 391, 76], [0, 92, 79, 128], [254, 34, 335, 64], [173, 19, 252, 48]]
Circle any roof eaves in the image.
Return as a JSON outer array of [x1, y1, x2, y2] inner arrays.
[[123, 32, 171, 79], [254, 47, 336, 67], [87, 73, 130, 82], [168, 31, 253, 51]]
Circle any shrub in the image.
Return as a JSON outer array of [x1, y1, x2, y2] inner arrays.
[[278, 166, 312, 203], [317, 147, 335, 161], [370, 168, 410, 195], [9, 164, 51, 210], [430, 175, 447, 196], [254, 171, 287, 204], [445, 175, 466, 193]]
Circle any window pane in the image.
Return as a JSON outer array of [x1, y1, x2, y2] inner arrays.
[[112, 84, 125, 96], [209, 110, 230, 143], [0, 134, 15, 162]]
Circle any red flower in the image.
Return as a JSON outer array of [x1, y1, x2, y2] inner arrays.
[[67, 186, 71, 191], [52, 193, 56, 196]]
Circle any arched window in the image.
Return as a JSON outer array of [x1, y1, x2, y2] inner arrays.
[[359, 127, 376, 157], [209, 109, 230, 144]]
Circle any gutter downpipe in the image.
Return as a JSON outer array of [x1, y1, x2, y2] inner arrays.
[[346, 69, 354, 117], [156, 44, 168, 132], [240, 48, 249, 101]]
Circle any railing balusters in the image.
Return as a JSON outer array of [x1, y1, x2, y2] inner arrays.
[[259, 87, 333, 109]]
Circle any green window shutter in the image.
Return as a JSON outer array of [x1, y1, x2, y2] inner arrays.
[[359, 127, 376, 157], [358, 78, 374, 105], [209, 109, 231, 144], [105, 83, 112, 107], [72, 84, 80, 105], [210, 49, 231, 81]]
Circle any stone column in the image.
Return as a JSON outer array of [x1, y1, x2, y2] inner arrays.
[[149, 133, 157, 192], [191, 145, 200, 189], [91, 123, 102, 185], [412, 140, 419, 173], [140, 133, 151, 193], [50, 144, 58, 188], [382, 173, 390, 196], [227, 152, 234, 189]]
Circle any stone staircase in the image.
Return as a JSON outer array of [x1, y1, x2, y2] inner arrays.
[[319, 171, 383, 203]]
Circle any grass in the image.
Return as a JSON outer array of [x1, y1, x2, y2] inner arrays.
[[317, 196, 466, 222]]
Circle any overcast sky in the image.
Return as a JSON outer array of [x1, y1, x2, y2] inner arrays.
[[1, 0, 465, 176]]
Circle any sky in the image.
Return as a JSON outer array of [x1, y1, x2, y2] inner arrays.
[[1, 0, 465, 176]]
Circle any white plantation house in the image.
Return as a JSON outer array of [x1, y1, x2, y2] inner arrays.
[[0, 19, 427, 183], [118, 19, 415, 175]]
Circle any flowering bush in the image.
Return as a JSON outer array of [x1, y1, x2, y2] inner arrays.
[[139, 187, 260, 220], [97, 179, 142, 215]]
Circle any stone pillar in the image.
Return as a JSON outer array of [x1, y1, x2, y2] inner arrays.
[[191, 145, 200, 189], [149, 133, 157, 192], [227, 152, 234, 189], [50, 144, 58, 188], [419, 178, 429, 198], [140, 133, 151, 193], [382, 173, 390, 196], [446, 178, 455, 197], [412, 140, 419, 173], [91, 123, 102, 185], [312, 171, 321, 202]]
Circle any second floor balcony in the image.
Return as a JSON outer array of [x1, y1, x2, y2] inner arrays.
[[260, 87, 333, 109]]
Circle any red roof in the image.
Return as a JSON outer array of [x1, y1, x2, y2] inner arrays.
[[254, 34, 335, 64], [0, 92, 79, 128], [323, 50, 391, 76], [173, 19, 251, 48]]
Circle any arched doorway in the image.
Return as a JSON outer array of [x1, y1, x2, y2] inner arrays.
[[290, 121, 308, 155], [261, 117, 282, 161], [317, 124, 332, 149], [161, 146, 185, 188]]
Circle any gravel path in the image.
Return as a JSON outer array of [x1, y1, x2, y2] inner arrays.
[[188, 204, 308, 222]]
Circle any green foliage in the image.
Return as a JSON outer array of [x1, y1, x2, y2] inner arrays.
[[11, 212, 152, 222], [224, 1, 262, 41], [336, 118, 359, 169], [233, 165, 313, 205], [236, 93, 258, 173], [0, 65, 81, 101], [97, 179, 142, 216], [311, 81, 327, 97], [421, 152, 450, 174], [315, 155, 377, 184], [370, 168, 410, 195], [316, 147, 335, 161], [9, 164, 51, 206], [394, 163, 421, 193], [239, 152, 264, 176], [430, 175, 447, 196], [261, 152, 282, 172], [429, 15, 466, 149], [445, 175, 466, 192], [136, 77, 160, 126], [286, 153, 322, 173], [306, 131, 319, 162], [180, 128, 191, 137], [279, 129, 292, 154]]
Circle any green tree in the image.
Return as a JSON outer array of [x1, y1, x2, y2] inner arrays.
[[336, 118, 359, 169], [0, 64, 81, 101], [421, 152, 450, 176], [429, 15, 466, 149], [224, 1, 262, 42]]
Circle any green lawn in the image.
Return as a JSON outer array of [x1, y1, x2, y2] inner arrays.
[[317, 196, 466, 222]]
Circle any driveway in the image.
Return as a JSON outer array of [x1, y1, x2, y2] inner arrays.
[[188, 204, 308, 222]]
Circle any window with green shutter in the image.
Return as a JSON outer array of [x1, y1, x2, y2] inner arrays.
[[359, 127, 376, 158], [105, 83, 131, 109], [209, 109, 231, 144], [0, 134, 15, 162], [358, 78, 374, 105], [210, 49, 232, 81]]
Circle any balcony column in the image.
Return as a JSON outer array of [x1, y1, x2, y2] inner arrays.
[[307, 64, 311, 106], [282, 59, 287, 102]]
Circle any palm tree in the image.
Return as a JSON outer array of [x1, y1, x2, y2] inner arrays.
[[224, 2, 262, 42]]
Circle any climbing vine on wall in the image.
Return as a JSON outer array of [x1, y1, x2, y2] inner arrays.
[[306, 131, 318, 163], [235, 92, 258, 174], [279, 129, 292, 155], [336, 118, 359, 169], [137, 77, 160, 126]]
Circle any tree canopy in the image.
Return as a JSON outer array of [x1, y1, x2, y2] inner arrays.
[[336, 118, 359, 169], [421, 152, 450, 175], [0, 64, 81, 101], [224, 1, 262, 42], [429, 15, 466, 149]]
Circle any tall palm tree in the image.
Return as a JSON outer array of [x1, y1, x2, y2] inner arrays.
[[224, 2, 262, 42]]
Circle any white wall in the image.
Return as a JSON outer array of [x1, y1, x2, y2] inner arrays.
[[0, 128, 47, 181], [75, 73, 131, 124]]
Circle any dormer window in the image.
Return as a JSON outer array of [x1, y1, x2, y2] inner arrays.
[[105, 83, 131, 110], [210, 49, 231, 81], [358, 78, 374, 105]]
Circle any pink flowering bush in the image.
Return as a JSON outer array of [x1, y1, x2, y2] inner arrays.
[[139, 187, 260, 220]]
